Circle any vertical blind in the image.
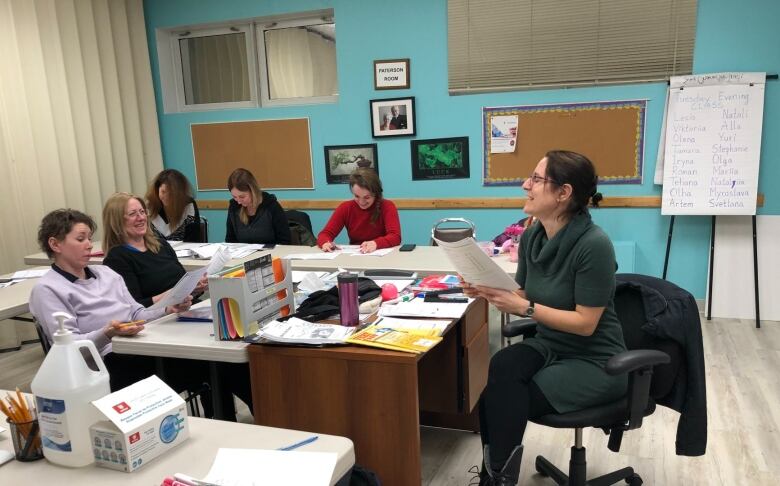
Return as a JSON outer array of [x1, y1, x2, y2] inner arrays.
[[0, 0, 163, 275], [448, 0, 698, 93]]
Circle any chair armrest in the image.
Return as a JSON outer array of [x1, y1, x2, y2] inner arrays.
[[501, 318, 537, 339], [605, 349, 670, 376]]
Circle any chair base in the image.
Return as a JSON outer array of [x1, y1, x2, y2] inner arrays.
[[534, 446, 642, 486]]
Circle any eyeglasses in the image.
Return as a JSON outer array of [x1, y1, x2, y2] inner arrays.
[[527, 173, 558, 186], [125, 209, 147, 219]]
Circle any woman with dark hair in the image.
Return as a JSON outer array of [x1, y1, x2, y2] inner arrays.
[[146, 169, 201, 242], [464, 150, 624, 485], [29, 209, 192, 392], [226, 168, 291, 245], [317, 168, 402, 253]]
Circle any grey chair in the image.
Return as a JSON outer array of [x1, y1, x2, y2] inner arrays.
[[430, 217, 476, 245]]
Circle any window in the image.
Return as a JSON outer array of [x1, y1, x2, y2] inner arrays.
[[157, 10, 336, 112], [448, 0, 697, 94]]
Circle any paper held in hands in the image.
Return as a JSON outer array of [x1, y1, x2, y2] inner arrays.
[[433, 237, 520, 291], [148, 246, 231, 310]]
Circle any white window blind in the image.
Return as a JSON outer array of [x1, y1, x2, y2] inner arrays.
[[448, 0, 697, 93]]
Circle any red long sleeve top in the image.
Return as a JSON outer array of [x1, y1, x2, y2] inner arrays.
[[317, 199, 402, 249]]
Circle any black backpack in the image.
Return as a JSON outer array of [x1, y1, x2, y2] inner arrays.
[[281, 277, 381, 322]]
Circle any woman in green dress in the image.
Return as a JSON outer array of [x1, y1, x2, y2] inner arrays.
[[464, 150, 627, 486]]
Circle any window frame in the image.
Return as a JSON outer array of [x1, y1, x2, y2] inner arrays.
[[156, 9, 337, 113]]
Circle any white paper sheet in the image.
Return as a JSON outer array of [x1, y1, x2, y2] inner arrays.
[[291, 271, 328, 283], [203, 448, 336, 486], [147, 267, 205, 310], [379, 299, 471, 319], [283, 252, 339, 260], [433, 237, 520, 291], [334, 245, 394, 256], [205, 246, 232, 275], [11, 269, 48, 279]]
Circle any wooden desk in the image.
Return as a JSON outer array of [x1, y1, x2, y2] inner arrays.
[[248, 298, 489, 486], [0, 391, 355, 485]]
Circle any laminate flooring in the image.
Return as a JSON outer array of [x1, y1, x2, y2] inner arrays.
[[2, 314, 778, 485]]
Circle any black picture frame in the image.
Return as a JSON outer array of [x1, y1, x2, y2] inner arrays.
[[410, 137, 470, 181], [370, 96, 416, 138], [323, 144, 379, 184]]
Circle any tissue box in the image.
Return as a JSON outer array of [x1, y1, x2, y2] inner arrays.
[[90, 375, 189, 472]]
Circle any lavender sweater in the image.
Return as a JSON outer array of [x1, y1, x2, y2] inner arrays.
[[29, 265, 166, 357]]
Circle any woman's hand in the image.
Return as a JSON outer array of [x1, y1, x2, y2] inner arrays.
[[104, 320, 145, 338], [321, 241, 339, 252], [194, 274, 208, 294], [460, 278, 482, 299], [166, 295, 193, 314], [360, 241, 377, 253], [472, 285, 528, 316]]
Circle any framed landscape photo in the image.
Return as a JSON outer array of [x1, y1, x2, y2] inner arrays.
[[374, 58, 410, 90], [370, 97, 416, 138], [410, 137, 470, 181], [324, 144, 379, 184]]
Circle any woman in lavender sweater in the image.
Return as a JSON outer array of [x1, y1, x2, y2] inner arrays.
[[29, 209, 192, 391]]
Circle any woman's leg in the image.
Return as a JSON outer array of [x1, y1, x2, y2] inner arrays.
[[479, 343, 552, 469]]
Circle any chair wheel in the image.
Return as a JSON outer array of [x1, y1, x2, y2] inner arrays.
[[626, 474, 642, 485], [535, 457, 548, 477]]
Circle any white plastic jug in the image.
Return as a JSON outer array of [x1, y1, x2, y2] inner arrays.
[[31, 311, 110, 467]]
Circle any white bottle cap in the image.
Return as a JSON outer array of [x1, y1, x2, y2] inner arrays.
[[51, 311, 75, 344]]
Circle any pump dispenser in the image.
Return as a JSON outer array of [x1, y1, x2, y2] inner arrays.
[[31, 311, 110, 467]]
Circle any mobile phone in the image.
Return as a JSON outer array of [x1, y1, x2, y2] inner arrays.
[[399, 244, 416, 252]]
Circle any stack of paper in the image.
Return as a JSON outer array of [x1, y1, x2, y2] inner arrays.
[[379, 299, 472, 319], [256, 317, 356, 345], [346, 324, 442, 354]]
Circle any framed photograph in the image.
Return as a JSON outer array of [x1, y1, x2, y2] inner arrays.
[[324, 144, 379, 184], [374, 58, 410, 90], [370, 97, 416, 138], [410, 137, 470, 181]]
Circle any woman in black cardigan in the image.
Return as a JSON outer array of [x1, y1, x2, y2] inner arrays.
[[226, 168, 291, 244]]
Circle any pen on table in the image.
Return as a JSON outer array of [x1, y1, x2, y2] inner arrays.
[[277, 435, 319, 451], [384, 293, 415, 305], [117, 320, 145, 329]]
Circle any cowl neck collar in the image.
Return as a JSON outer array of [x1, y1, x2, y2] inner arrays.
[[525, 212, 592, 275]]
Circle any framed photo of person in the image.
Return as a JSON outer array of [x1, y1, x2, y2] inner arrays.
[[410, 137, 470, 180], [370, 97, 416, 138], [323, 144, 379, 184], [373, 58, 410, 90]]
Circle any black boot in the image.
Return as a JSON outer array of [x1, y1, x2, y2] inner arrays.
[[483, 444, 523, 486]]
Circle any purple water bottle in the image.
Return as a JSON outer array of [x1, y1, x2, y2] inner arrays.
[[338, 272, 359, 327]]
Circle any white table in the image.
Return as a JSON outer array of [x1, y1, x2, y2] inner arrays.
[[25, 244, 519, 275], [0, 268, 48, 322], [0, 391, 355, 485]]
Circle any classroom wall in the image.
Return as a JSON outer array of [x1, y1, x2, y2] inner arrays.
[[142, 0, 780, 299]]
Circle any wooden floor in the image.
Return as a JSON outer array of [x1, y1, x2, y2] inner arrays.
[[2, 313, 778, 485]]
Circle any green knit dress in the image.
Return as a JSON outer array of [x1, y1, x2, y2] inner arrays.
[[517, 213, 627, 413]]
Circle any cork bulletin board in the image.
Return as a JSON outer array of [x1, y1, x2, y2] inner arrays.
[[483, 100, 646, 186], [191, 118, 313, 191]]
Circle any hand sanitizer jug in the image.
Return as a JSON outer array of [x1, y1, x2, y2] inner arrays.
[[31, 311, 111, 467]]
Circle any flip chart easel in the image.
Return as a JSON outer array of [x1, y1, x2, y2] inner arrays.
[[660, 73, 776, 328]]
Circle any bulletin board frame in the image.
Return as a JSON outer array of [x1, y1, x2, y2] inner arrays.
[[191, 118, 314, 191], [482, 100, 646, 186]]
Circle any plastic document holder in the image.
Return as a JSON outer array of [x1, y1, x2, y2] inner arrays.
[[361, 269, 417, 280], [207, 255, 294, 341]]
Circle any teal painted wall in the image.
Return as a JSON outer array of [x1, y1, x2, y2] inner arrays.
[[142, 0, 780, 299]]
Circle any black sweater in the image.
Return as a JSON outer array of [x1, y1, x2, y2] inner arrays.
[[103, 237, 186, 307], [225, 192, 291, 244]]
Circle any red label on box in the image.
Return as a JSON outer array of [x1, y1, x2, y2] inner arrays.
[[112, 401, 131, 414], [129, 432, 140, 444]]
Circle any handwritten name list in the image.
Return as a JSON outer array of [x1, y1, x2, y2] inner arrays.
[[662, 72, 765, 215]]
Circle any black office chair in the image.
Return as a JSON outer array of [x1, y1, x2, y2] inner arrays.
[[286, 209, 316, 246], [196, 216, 209, 243], [501, 279, 684, 485], [430, 217, 476, 245]]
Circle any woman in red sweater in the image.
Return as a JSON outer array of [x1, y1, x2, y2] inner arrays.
[[318, 168, 402, 253]]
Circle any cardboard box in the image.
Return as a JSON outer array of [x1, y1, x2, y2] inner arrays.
[[90, 375, 189, 472]]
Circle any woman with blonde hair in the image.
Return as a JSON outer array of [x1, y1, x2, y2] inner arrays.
[[146, 169, 201, 242], [226, 168, 291, 244], [102, 192, 205, 307]]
